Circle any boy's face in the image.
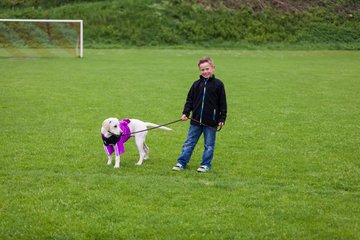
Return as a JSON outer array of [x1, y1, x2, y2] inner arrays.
[[199, 62, 215, 79]]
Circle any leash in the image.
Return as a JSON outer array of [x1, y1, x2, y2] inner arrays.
[[119, 117, 222, 137], [121, 119, 183, 136], [188, 117, 223, 132]]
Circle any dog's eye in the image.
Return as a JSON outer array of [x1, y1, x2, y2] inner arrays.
[[114, 125, 118, 128]]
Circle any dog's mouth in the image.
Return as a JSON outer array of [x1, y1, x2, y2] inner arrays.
[[108, 131, 122, 137]]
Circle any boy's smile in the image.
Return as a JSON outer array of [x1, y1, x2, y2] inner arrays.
[[199, 62, 215, 79]]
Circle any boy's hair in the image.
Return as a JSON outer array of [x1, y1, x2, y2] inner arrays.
[[198, 56, 214, 67]]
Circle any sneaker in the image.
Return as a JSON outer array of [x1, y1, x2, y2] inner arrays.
[[172, 163, 184, 171], [197, 165, 210, 173]]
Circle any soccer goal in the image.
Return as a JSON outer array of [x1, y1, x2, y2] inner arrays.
[[0, 19, 83, 58]]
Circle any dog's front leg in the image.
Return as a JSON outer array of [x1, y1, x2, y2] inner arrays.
[[107, 155, 112, 165], [114, 155, 121, 168]]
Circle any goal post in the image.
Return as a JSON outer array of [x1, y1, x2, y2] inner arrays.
[[0, 19, 83, 58]]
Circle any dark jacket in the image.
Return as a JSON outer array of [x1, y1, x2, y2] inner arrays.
[[183, 75, 227, 127]]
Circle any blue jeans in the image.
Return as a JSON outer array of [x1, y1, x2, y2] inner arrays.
[[177, 124, 217, 169]]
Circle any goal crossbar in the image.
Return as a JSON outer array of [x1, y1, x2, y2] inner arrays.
[[0, 19, 83, 58]]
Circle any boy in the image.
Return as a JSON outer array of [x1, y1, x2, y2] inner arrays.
[[173, 56, 227, 173]]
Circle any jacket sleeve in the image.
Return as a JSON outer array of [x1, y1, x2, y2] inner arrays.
[[182, 84, 194, 117], [219, 83, 227, 122]]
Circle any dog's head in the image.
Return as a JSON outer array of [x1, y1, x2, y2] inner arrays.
[[101, 117, 122, 136]]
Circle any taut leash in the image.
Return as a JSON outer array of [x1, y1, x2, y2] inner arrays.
[[121, 119, 183, 136], [188, 117, 223, 132], [120, 117, 222, 137]]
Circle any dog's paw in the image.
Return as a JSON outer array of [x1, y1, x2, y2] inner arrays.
[[114, 165, 120, 168], [135, 162, 142, 166]]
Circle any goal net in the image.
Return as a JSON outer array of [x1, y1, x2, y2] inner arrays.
[[0, 19, 83, 58]]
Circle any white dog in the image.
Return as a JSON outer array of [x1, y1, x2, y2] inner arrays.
[[101, 117, 172, 168]]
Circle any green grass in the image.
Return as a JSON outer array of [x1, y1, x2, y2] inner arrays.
[[0, 49, 359, 239]]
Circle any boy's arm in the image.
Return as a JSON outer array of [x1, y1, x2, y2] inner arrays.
[[182, 84, 194, 118], [219, 84, 227, 124]]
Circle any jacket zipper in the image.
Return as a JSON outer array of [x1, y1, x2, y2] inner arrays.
[[213, 109, 216, 121], [199, 79, 207, 124]]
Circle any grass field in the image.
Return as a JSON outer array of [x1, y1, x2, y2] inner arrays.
[[0, 49, 359, 239]]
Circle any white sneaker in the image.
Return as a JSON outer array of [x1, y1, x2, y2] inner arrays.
[[172, 163, 184, 171], [197, 165, 210, 173]]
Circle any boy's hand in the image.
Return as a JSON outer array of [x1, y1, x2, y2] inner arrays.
[[219, 122, 224, 126], [181, 114, 188, 121]]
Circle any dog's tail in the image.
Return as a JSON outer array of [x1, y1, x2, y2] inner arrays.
[[144, 122, 172, 131]]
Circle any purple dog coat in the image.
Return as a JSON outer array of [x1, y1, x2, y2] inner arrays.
[[102, 119, 131, 156]]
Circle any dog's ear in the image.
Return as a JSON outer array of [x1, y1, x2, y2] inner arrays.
[[102, 119, 110, 132]]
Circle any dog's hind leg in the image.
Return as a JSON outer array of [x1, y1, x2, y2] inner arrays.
[[144, 143, 149, 160], [135, 137, 146, 166]]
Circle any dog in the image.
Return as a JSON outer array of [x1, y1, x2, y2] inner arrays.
[[101, 117, 172, 168]]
